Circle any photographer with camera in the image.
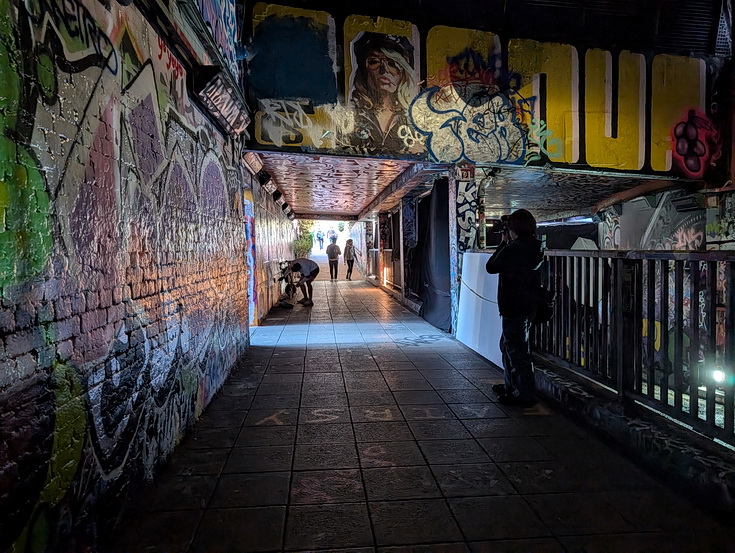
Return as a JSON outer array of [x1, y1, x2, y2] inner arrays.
[[485, 209, 544, 406]]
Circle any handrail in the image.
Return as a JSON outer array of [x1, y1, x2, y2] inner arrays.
[[544, 249, 735, 261], [534, 249, 735, 446]]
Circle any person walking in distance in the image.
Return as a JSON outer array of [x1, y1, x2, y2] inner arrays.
[[485, 209, 544, 406], [316, 229, 324, 250], [290, 258, 320, 306], [344, 239, 357, 280], [326, 237, 341, 281]]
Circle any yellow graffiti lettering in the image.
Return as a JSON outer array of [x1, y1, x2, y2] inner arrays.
[[650, 55, 705, 172], [508, 39, 579, 163], [585, 49, 645, 170]]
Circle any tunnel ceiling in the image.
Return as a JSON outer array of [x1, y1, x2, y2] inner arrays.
[[257, 152, 692, 222], [478, 167, 691, 220], [258, 152, 417, 218]]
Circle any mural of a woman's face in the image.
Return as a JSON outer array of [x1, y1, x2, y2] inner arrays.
[[366, 49, 402, 95]]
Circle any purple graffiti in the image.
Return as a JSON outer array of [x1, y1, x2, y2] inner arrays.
[[130, 95, 165, 185]]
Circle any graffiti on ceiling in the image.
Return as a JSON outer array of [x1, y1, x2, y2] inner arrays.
[[258, 152, 414, 216]]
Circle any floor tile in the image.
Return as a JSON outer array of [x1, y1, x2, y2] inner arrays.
[[244, 408, 299, 426], [524, 492, 635, 535], [392, 391, 444, 404], [379, 545, 469, 553], [293, 442, 360, 470], [468, 538, 565, 553], [297, 423, 355, 444], [418, 439, 491, 464], [139, 475, 217, 512], [449, 403, 506, 419], [236, 425, 296, 447], [223, 445, 294, 473], [190, 506, 285, 553], [438, 390, 493, 404], [431, 463, 517, 497], [400, 404, 456, 420], [183, 426, 240, 449], [369, 499, 463, 545], [210, 472, 290, 508], [301, 392, 349, 406], [299, 406, 351, 424], [250, 394, 301, 409], [408, 420, 472, 440], [354, 422, 414, 442], [102, 509, 202, 553], [160, 447, 229, 476], [448, 496, 551, 541], [477, 437, 551, 462], [290, 469, 365, 504], [364, 466, 442, 500], [351, 405, 404, 422], [348, 391, 396, 405], [285, 503, 373, 550], [357, 441, 426, 468]]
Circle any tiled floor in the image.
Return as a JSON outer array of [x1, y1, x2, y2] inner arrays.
[[104, 279, 734, 553]]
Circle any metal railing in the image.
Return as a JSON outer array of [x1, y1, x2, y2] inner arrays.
[[534, 250, 735, 445]]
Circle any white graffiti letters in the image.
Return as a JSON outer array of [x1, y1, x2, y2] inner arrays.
[[410, 86, 526, 164]]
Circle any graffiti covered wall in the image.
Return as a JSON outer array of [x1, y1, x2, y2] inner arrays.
[[248, 5, 727, 181], [0, 0, 249, 548], [252, 175, 296, 324], [707, 192, 735, 250], [600, 191, 706, 251]]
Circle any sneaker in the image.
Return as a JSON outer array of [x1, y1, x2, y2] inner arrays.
[[302, 299, 314, 306], [491, 383, 510, 395]]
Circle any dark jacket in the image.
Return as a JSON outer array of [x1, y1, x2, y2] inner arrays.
[[485, 236, 544, 318]]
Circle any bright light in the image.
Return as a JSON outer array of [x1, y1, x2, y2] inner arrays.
[[713, 369, 726, 384]]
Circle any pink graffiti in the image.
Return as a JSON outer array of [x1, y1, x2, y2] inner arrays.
[[157, 36, 184, 80], [672, 109, 721, 179], [673, 225, 704, 250]]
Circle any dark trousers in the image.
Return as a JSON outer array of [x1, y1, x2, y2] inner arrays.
[[346, 259, 354, 279], [499, 315, 535, 400], [329, 260, 338, 279]]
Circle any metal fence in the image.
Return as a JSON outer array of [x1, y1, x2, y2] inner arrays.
[[534, 250, 735, 446]]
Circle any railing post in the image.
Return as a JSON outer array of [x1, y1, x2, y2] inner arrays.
[[618, 258, 638, 398]]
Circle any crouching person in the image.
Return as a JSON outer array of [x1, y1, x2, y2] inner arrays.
[[291, 258, 319, 306]]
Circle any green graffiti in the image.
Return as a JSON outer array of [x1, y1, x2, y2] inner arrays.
[[11, 362, 86, 553], [0, 137, 53, 288], [40, 362, 87, 506], [0, 0, 52, 290], [36, 50, 57, 102]]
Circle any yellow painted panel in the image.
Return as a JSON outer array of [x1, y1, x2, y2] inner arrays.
[[425, 26, 500, 87], [253, 3, 331, 28], [585, 50, 646, 170], [344, 15, 417, 94], [508, 39, 579, 163], [650, 55, 705, 172]]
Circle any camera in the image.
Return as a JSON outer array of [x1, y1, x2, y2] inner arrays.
[[490, 216, 509, 234]]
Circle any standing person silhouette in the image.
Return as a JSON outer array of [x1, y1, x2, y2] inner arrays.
[[316, 229, 324, 249], [344, 239, 356, 280], [326, 237, 341, 281], [485, 209, 544, 406]]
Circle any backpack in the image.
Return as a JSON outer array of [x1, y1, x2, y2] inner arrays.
[[533, 285, 556, 324]]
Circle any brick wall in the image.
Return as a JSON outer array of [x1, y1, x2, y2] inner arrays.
[[252, 175, 297, 324], [0, 0, 250, 548]]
